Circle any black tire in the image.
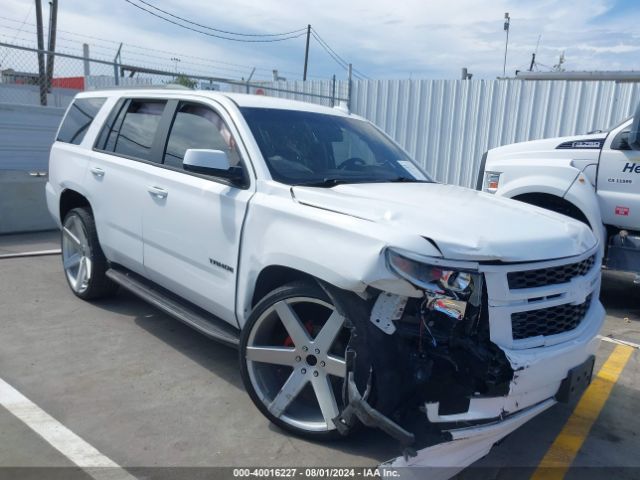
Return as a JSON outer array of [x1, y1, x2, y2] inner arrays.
[[239, 280, 349, 440], [61, 207, 118, 300]]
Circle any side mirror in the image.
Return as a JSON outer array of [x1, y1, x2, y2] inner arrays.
[[629, 101, 640, 150], [183, 149, 244, 184]]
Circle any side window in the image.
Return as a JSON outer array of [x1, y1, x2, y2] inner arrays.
[[332, 128, 376, 167], [611, 129, 632, 151], [97, 100, 167, 162], [57, 97, 106, 145], [164, 103, 242, 169]]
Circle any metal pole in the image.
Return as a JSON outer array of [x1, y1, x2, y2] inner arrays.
[[246, 67, 255, 93], [528, 53, 536, 72], [331, 74, 336, 107], [347, 63, 352, 111], [502, 12, 510, 78], [45, 0, 57, 93], [303, 24, 311, 81], [82, 43, 91, 77], [113, 42, 122, 86], [34, 0, 47, 105]]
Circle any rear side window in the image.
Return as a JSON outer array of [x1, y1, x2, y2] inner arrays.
[[57, 97, 106, 145], [97, 99, 167, 162]]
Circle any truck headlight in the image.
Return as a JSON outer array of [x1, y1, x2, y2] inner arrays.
[[385, 248, 483, 321], [483, 171, 502, 193]]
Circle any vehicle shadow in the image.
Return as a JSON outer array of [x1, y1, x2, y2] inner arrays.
[[600, 271, 640, 321], [94, 289, 400, 463]]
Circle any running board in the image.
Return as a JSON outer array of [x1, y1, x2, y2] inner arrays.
[[106, 268, 240, 347]]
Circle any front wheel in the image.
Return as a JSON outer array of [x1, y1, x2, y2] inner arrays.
[[239, 281, 350, 439], [61, 207, 117, 300]]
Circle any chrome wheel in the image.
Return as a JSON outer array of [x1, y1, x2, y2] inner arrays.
[[245, 296, 348, 433], [62, 213, 92, 294]]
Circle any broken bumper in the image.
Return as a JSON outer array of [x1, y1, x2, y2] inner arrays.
[[424, 298, 604, 423], [382, 398, 555, 477]]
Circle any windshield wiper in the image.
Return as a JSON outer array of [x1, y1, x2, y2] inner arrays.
[[293, 177, 357, 187], [387, 176, 428, 183]]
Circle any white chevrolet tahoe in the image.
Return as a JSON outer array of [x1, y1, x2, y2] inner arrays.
[[47, 89, 604, 468], [479, 102, 640, 281]]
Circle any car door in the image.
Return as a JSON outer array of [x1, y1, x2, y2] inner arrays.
[[142, 99, 253, 326], [89, 98, 169, 275], [597, 118, 640, 229]]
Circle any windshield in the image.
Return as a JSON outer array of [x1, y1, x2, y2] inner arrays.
[[241, 107, 431, 186]]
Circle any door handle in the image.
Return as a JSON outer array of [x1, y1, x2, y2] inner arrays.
[[90, 166, 105, 177], [147, 186, 168, 199]]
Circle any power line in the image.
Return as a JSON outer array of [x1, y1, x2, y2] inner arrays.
[[0, 18, 318, 78], [0, 5, 32, 64], [132, 0, 306, 37], [311, 28, 370, 80], [123, 0, 307, 42]]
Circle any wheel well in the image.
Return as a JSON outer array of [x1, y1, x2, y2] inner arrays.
[[60, 189, 90, 221], [251, 266, 317, 307], [512, 192, 591, 228]]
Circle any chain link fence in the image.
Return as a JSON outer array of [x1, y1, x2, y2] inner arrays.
[[0, 42, 350, 108]]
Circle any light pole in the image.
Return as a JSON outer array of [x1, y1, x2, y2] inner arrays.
[[171, 57, 180, 74], [502, 12, 510, 78]]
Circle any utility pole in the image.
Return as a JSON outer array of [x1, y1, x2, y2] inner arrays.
[[303, 24, 311, 81], [34, 0, 47, 105], [46, 0, 58, 93], [502, 12, 510, 78]]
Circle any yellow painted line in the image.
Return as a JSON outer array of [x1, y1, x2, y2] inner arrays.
[[531, 344, 634, 480]]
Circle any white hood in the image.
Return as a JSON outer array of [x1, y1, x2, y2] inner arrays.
[[293, 182, 596, 262]]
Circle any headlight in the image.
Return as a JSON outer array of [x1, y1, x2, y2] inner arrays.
[[483, 171, 502, 193], [385, 248, 483, 322]]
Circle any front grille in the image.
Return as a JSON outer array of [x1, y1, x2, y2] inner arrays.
[[511, 295, 592, 340], [507, 254, 596, 289]]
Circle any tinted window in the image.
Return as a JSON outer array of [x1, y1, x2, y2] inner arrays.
[[57, 97, 106, 145], [241, 107, 430, 186], [164, 103, 241, 168], [107, 100, 167, 162]]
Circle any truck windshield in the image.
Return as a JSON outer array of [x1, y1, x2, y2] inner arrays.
[[241, 107, 431, 186]]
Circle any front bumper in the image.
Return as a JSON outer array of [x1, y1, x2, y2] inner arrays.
[[382, 399, 556, 477], [424, 297, 604, 423]]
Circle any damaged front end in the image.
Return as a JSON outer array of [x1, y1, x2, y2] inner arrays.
[[330, 246, 602, 471], [333, 248, 513, 454]]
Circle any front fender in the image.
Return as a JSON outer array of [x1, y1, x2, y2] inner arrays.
[[235, 190, 438, 327]]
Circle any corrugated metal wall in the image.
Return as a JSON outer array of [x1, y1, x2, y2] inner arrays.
[[266, 79, 640, 187]]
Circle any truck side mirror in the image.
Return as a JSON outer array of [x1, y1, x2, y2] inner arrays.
[[183, 149, 244, 184], [629, 101, 640, 150]]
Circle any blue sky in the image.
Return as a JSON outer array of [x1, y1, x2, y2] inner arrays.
[[1, 0, 639, 81]]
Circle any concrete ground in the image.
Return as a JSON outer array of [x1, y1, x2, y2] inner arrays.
[[0, 231, 638, 479]]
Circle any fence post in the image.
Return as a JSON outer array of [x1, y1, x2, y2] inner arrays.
[[113, 43, 122, 86], [246, 67, 256, 94], [347, 64, 352, 111], [331, 74, 336, 107], [82, 43, 91, 77]]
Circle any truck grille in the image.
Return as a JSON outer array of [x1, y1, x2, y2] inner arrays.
[[507, 254, 596, 289], [511, 295, 592, 340]]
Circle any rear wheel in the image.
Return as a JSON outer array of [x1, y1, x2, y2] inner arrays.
[[240, 281, 349, 439], [61, 207, 117, 300]]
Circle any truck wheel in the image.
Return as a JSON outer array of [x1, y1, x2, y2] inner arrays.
[[240, 280, 349, 440], [61, 207, 117, 300]]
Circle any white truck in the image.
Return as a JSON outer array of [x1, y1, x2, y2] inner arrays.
[[479, 102, 640, 280], [47, 89, 603, 471]]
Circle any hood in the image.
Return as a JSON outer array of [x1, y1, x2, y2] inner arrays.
[[292, 183, 596, 262], [488, 132, 606, 163]]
